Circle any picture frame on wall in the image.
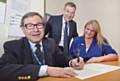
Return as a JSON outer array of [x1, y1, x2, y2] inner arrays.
[[0, 0, 7, 24]]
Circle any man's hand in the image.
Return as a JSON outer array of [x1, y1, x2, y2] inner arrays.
[[47, 66, 76, 78]]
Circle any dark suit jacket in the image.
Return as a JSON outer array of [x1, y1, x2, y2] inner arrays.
[[0, 37, 71, 81], [45, 15, 78, 46]]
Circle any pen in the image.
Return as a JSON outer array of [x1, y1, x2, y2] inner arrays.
[[77, 48, 80, 62]]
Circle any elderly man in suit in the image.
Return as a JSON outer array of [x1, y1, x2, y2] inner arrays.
[[46, 2, 78, 59], [0, 12, 84, 81]]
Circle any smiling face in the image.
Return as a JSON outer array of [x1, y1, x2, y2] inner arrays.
[[84, 24, 96, 39], [83, 19, 104, 46], [63, 5, 76, 21], [21, 15, 45, 43]]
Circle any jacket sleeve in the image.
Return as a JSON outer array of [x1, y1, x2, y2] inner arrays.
[[0, 42, 40, 81], [53, 41, 72, 67], [45, 16, 53, 36], [72, 21, 78, 37]]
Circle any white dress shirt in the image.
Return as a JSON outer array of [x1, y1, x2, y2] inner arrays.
[[59, 17, 69, 47]]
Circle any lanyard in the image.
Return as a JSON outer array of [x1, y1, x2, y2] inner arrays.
[[29, 42, 46, 65], [32, 52, 42, 65]]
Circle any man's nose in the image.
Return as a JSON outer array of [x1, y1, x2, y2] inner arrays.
[[34, 26, 39, 31]]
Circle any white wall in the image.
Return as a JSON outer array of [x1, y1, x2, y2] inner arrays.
[[30, 0, 45, 16], [46, 0, 120, 54], [0, 24, 7, 56], [0, 0, 45, 56]]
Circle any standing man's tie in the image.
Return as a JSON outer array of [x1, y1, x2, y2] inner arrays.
[[35, 44, 45, 65], [64, 22, 69, 55]]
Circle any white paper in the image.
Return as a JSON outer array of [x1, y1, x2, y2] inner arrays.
[[8, 0, 30, 37], [67, 63, 120, 80]]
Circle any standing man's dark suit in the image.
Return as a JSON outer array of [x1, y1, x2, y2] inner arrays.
[[46, 15, 78, 46], [46, 15, 78, 56], [0, 37, 70, 81], [46, 2, 78, 59]]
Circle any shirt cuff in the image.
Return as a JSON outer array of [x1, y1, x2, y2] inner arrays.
[[69, 60, 73, 67], [38, 65, 48, 77]]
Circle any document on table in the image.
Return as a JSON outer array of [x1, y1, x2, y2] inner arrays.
[[66, 63, 120, 80]]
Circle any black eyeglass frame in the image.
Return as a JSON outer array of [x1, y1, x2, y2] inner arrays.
[[24, 23, 44, 30]]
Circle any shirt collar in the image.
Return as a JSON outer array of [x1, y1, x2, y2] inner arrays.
[[62, 16, 66, 24], [62, 16, 70, 26], [29, 40, 43, 52]]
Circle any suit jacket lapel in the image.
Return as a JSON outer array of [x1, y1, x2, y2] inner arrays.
[[68, 21, 73, 38], [42, 38, 53, 65], [57, 15, 63, 41], [22, 38, 36, 64]]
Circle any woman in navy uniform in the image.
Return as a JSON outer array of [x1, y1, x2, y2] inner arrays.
[[70, 19, 118, 63]]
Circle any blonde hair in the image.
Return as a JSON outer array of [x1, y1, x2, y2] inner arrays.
[[83, 19, 104, 46]]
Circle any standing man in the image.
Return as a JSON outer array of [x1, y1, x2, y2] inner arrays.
[[46, 2, 78, 62], [0, 12, 84, 81]]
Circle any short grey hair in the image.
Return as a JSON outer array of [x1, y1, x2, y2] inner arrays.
[[64, 2, 76, 10], [20, 12, 44, 27]]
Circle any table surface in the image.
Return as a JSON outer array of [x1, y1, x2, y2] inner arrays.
[[37, 61, 120, 81]]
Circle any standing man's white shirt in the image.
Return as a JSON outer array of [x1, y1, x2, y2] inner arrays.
[[59, 17, 69, 47]]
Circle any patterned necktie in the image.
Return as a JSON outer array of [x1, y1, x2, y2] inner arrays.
[[64, 22, 69, 54], [35, 44, 45, 65]]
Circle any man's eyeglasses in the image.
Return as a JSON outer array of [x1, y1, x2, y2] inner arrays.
[[24, 23, 44, 30]]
